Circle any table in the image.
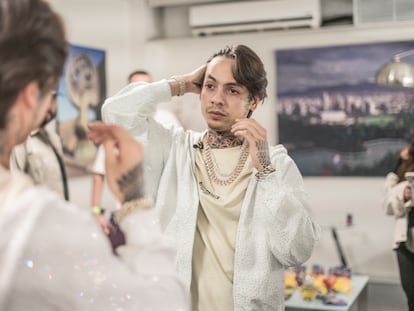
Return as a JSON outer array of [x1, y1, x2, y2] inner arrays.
[[285, 275, 369, 311]]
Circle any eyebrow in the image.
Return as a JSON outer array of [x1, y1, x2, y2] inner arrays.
[[206, 74, 243, 88]]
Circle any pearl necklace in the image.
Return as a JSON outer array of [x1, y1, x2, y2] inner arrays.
[[201, 134, 249, 186]]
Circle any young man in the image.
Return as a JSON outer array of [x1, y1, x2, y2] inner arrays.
[[10, 91, 69, 200], [0, 0, 188, 310], [103, 44, 321, 310]]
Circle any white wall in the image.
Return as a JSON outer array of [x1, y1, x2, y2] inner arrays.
[[48, 0, 154, 95], [51, 0, 414, 282]]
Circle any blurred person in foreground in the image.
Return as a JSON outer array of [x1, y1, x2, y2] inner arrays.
[[102, 44, 320, 311], [0, 0, 188, 310], [383, 137, 414, 311]]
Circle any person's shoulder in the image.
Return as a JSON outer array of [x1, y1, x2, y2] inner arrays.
[[1, 167, 34, 194], [17, 186, 87, 228], [0, 179, 66, 230], [18, 185, 64, 208], [45, 126, 60, 139]]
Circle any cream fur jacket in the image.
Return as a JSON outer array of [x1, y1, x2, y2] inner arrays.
[[383, 172, 414, 249], [102, 80, 321, 311]]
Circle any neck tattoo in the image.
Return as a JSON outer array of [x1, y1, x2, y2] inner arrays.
[[206, 130, 243, 149]]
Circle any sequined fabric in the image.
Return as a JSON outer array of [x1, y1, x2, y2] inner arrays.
[[0, 165, 189, 310]]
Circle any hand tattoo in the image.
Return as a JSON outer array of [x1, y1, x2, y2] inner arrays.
[[256, 140, 271, 169], [117, 163, 145, 202]]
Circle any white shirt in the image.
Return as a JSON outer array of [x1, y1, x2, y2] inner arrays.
[[0, 165, 189, 311]]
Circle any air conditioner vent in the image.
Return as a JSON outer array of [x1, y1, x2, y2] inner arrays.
[[189, 0, 320, 36]]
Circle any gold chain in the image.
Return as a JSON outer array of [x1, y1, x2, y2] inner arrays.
[[201, 135, 249, 186]]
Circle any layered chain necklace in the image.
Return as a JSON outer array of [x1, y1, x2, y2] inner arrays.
[[201, 133, 249, 186]]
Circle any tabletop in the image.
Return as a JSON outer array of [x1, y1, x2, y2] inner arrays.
[[285, 275, 369, 311]]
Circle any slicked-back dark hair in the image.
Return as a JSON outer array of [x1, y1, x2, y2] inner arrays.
[[204, 44, 268, 101], [0, 0, 68, 128]]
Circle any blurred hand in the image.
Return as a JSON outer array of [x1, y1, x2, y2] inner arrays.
[[94, 213, 113, 235], [88, 122, 145, 204]]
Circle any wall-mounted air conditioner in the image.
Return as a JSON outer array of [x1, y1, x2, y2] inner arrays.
[[189, 0, 321, 36], [354, 0, 414, 25]]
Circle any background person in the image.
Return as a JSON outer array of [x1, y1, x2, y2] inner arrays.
[[102, 44, 320, 311], [0, 0, 189, 310], [383, 137, 414, 311], [10, 90, 69, 201]]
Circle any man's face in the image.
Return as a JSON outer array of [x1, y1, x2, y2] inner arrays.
[[200, 56, 253, 132]]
